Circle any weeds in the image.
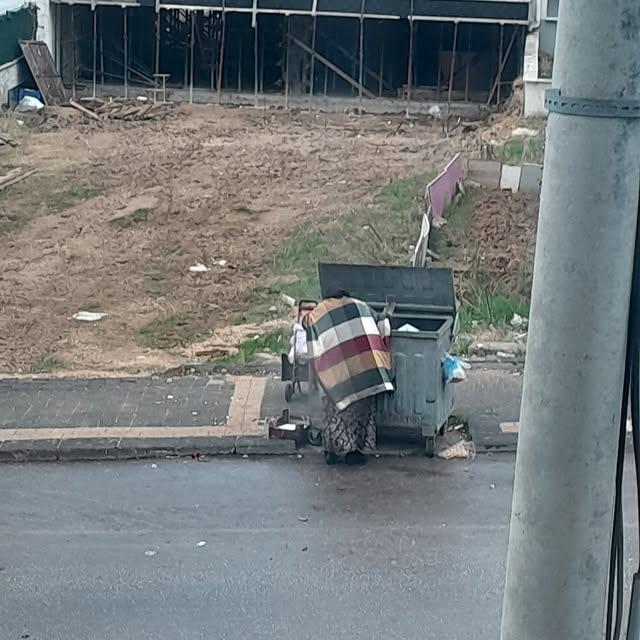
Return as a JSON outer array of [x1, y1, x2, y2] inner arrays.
[[138, 312, 210, 349], [31, 357, 66, 374], [110, 208, 151, 229], [241, 174, 427, 321], [218, 329, 290, 364]]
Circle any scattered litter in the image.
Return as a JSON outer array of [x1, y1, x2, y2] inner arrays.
[[489, 483, 496, 490], [16, 119, 24, 126], [269, 305, 278, 313], [511, 127, 540, 138], [196, 540, 207, 547], [151, 463, 158, 469], [136, 95, 149, 102], [500, 421, 520, 434], [298, 516, 308, 523], [72, 311, 107, 322], [216, 259, 228, 267], [189, 263, 209, 273], [428, 105, 442, 117], [441, 522, 447, 528], [191, 411, 198, 416], [167, 394, 174, 400], [443, 354, 470, 383], [15, 96, 44, 112], [242, 454, 249, 459], [302, 546, 308, 552], [296, 453, 304, 460], [281, 293, 296, 307], [398, 323, 419, 333], [510, 313, 528, 328], [496, 351, 516, 360], [144, 549, 158, 557], [437, 440, 476, 460]]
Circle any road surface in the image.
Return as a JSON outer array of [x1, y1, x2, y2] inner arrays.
[[0, 453, 637, 640]]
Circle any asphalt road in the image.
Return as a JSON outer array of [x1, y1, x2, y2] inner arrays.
[[0, 454, 638, 640]]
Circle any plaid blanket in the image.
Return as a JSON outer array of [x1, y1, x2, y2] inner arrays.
[[305, 296, 394, 411]]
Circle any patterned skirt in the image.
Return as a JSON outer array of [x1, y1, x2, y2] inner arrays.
[[322, 396, 376, 455]]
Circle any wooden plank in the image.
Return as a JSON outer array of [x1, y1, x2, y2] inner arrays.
[[0, 168, 37, 192], [289, 35, 375, 99], [69, 99, 100, 121], [19, 41, 67, 106]]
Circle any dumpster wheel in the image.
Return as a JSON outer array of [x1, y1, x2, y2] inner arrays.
[[424, 436, 435, 458]]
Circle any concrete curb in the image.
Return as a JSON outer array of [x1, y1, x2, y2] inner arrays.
[[0, 434, 298, 463]]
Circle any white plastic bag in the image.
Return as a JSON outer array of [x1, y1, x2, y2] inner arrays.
[[443, 353, 470, 383], [15, 96, 44, 112], [288, 322, 308, 364]]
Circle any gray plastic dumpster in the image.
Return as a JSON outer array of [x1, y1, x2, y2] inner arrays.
[[318, 262, 457, 456]]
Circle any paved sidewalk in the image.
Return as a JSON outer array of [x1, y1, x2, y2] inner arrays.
[[0, 366, 523, 461]]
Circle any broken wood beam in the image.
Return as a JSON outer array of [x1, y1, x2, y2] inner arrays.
[[0, 167, 37, 191], [289, 35, 376, 99], [69, 99, 100, 121]]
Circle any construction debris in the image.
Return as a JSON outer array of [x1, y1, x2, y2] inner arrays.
[[0, 167, 37, 191], [69, 97, 179, 122], [0, 135, 19, 148]]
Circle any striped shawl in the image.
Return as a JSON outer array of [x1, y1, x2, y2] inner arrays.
[[305, 296, 394, 411]]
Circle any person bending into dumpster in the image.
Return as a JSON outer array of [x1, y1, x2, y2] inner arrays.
[[304, 289, 394, 466]]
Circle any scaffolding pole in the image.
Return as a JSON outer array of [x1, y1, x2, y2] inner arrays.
[[378, 24, 384, 97], [92, 6, 97, 99], [309, 16, 317, 96], [123, 7, 128, 98], [254, 16, 259, 105], [99, 7, 104, 85], [405, 4, 414, 117], [189, 11, 195, 104], [446, 21, 459, 113], [71, 5, 76, 99], [358, 1, 365, 114], [155, 8, 161, 77], [216, 10, 226, 102], [284, 16, 290, 110], [486, 27, 517, 105], [497, 23, 504, 105]]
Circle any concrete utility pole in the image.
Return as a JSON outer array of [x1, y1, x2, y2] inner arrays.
[[500, 1, 640, 639]]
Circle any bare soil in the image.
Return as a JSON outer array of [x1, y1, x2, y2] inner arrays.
[[0, 104, 471, 375]]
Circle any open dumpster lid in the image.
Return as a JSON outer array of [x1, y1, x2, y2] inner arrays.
[[318, 262, 456, 317]]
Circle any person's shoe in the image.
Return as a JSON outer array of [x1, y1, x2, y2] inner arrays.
[[324, 451, 339, 465], [345, 451, 367, 466]]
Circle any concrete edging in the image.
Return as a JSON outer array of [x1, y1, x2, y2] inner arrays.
[[0, 434, 296, 462]]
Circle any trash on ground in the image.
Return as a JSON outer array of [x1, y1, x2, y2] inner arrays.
[[189, 263, 209, 273], [196, 540, 207, 547], [489, 483, 496, 490], [443, 354, 469, 383], [150, 463, 158, 469], [166, 394, 174, 400], [281, 293, 296, 307], [15, 96, 44, 112], [398, 323, 419, 333], [72, 311, 107, 322], [496, 351, 516, 360], [437, 440, 476, 460], [511, 127, 540, 138], [144, 549, 158, 557], [216, 259, 228, 267], [242, 454, 249, 459], [298, 516, 308, 523]]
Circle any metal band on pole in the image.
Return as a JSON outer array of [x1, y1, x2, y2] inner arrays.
[[546, 89, 640, 119]]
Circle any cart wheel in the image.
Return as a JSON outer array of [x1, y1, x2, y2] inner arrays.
[[424, 436, 435, 458], [284, 383, 294, 403], [306, 427, 323, 447]]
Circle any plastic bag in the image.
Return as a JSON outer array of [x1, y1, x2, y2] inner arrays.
[[15, 96, 44, 112], [443, 353, 470, 383], [288, 322, 308, 364]]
